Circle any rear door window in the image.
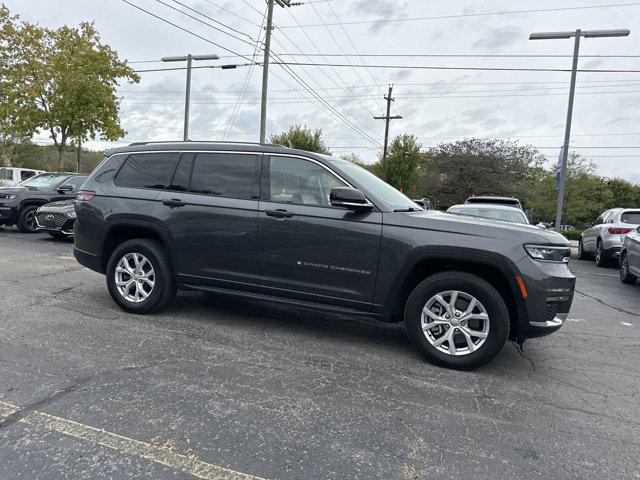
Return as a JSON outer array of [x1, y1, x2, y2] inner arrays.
[[621, 211, 640, 224], [189, 153, 257, 199], [114, 152, 180, 190]]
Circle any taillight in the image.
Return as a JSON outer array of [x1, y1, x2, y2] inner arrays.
[[608, 227, 632, 235], [76, 190, 95, 201]]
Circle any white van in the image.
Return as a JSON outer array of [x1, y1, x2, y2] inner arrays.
[[0, 167, 46, 187]]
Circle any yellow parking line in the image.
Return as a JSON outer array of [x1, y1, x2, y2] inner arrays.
[[0, 400, 266, 480]]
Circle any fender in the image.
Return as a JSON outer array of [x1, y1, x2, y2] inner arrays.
[[383, 245, 529, 322], [102, 217, 178, 272]]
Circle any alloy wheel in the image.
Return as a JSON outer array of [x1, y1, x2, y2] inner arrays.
[[115, 252, 155, 303], [24, 210, 37, 232], [421, 290, 490, 356]]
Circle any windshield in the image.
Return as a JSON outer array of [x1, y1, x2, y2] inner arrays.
[[621, 211, 640, 225], [448, 205, 529, 224], [0, 168, 13, 180], [20, 173, 69, 189], [330, 159, 420, 210]]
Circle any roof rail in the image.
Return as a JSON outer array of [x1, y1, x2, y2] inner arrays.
[[127, 140, 288, 148]]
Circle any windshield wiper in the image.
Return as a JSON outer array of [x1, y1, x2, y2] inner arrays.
[[393, 207, 419, 212]]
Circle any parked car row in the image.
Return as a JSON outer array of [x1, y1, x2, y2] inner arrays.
[[578, 208, 640, 267], [0, 172, 86, 237]]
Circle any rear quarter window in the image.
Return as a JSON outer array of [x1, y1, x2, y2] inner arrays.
[[114, 152, 180, 190], [621, 211, 640, 224]]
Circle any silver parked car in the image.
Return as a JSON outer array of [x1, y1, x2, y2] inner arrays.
[[447, 204, 529, 224], [620, 226, 640, 285], [578, 208, 640, 267]]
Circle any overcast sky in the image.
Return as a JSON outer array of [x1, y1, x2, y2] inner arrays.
[[6, 0, 640, 182]]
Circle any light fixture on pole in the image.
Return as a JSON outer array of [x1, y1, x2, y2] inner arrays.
[[161, 54, 220, 141], [529, 29, 629, 232]]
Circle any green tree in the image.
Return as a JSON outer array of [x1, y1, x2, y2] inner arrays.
[[426, 138, 545, 208], [269, 125, 331, 154], [1, 7, 139, 169], [382, 134, 422, 193]]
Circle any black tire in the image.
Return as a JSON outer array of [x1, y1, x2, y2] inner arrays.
[[404, 271, 509, 370], [48, 231, 71, 240], [620, 252, 637, 285], [106, 239, 176, 314], [17, 205, 39, 233], [577, 238, 589, 260], [595, 239, 610, 267]]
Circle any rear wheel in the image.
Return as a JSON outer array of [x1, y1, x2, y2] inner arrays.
[[595, 240, 610, 267], [17, 205, 39, 233], [404, 271, 509, 370], [106, 239, 176, 314], [620, 252, 637, 285]]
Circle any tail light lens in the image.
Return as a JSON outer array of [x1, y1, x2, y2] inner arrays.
[[608, 227, 632, 235], [76, 190, 95, 201]]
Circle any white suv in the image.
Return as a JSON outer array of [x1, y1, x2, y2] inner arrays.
[[579, 208, 640, 267], [0, 167, 45, 187]]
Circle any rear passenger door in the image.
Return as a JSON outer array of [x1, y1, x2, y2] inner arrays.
[[156, 151, 261, 288], [583, 211, 608, 252], [257, 154, 382, 306]]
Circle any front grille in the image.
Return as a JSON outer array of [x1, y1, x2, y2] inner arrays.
[[545, 302, 559, 322], [36, 212, 66, 229]]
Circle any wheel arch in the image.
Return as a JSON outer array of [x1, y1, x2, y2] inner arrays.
[[101, 220, 175, 274], [386, 248, 527, 340]]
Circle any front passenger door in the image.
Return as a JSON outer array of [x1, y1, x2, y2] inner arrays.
[[257, 155, 382, 306]]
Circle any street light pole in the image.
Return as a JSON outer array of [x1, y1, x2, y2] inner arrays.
[[161, 54, 220, 141], [529, 28, 629, 232]]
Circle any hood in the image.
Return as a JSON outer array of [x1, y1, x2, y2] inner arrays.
[[394, 209, 570, 245], [0, 186, 28, 195], [37, 199, 75, 212]]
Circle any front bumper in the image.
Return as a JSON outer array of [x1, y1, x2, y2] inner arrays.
[[516, 256, 575, 341], [0, 204, 18, 224]]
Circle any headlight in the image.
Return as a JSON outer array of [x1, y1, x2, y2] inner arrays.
[[524, 244, 570, 263], [67, 211, 77, 218], [0, 194, 17, 199]]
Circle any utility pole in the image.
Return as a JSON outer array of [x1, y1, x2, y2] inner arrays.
[[161, 54, 220, 141], [529, 28, 629, 232], [259, 0, 301, 143], [374, 84, 402, 182]]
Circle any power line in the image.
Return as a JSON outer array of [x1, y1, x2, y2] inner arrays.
[[132, 63, 255, 73], [202, 0, 262, 27], [270, 61, 640, 73], [120, 0, 254, 61], [276, 2, 640, 28]]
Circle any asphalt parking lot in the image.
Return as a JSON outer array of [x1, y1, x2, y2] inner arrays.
[[0, 227, 639, 480]]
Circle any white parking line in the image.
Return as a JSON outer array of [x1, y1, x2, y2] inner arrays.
[[620, 322, 634, 326], [0, 400, 266, 480], [570, 271, 618, 277]]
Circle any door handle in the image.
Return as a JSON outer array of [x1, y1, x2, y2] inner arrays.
[[265, 208, 294, 218], [162, 199, 186, 208]]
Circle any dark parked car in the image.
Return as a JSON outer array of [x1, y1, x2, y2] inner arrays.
[[74, 142, 575, 369], [466, 196, 523, 210], [0, 172, 87, 232], [35, 200, 76, 239]]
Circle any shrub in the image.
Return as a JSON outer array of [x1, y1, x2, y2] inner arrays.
[[561, 229, 583, 241]]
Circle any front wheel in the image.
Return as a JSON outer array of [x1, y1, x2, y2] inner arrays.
[[106, 239, 176, 314], [17, 205, 39, 233], [404, 271, 509, 370], [620, 253, 637, 285], [577, 238, 589, 260]]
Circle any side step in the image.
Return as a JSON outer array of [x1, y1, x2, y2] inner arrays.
[[180, 283, 389, 319]]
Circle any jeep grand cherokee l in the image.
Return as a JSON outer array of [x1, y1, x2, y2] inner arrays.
[[73, 142, 575, 369]]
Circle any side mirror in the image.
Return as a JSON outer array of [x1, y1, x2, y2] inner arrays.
[[57, 184, 74, 194], [330, 187, 373, 211]]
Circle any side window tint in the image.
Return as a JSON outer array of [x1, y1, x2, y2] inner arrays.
[[268, 156, 346, 207], [168, 154, 193, 192], [21, 171, 36, 181], [114, 153, 180, 190], [190, 153, 256, 199]]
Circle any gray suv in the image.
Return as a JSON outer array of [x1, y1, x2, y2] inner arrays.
[[73, 142, 575, 369]]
